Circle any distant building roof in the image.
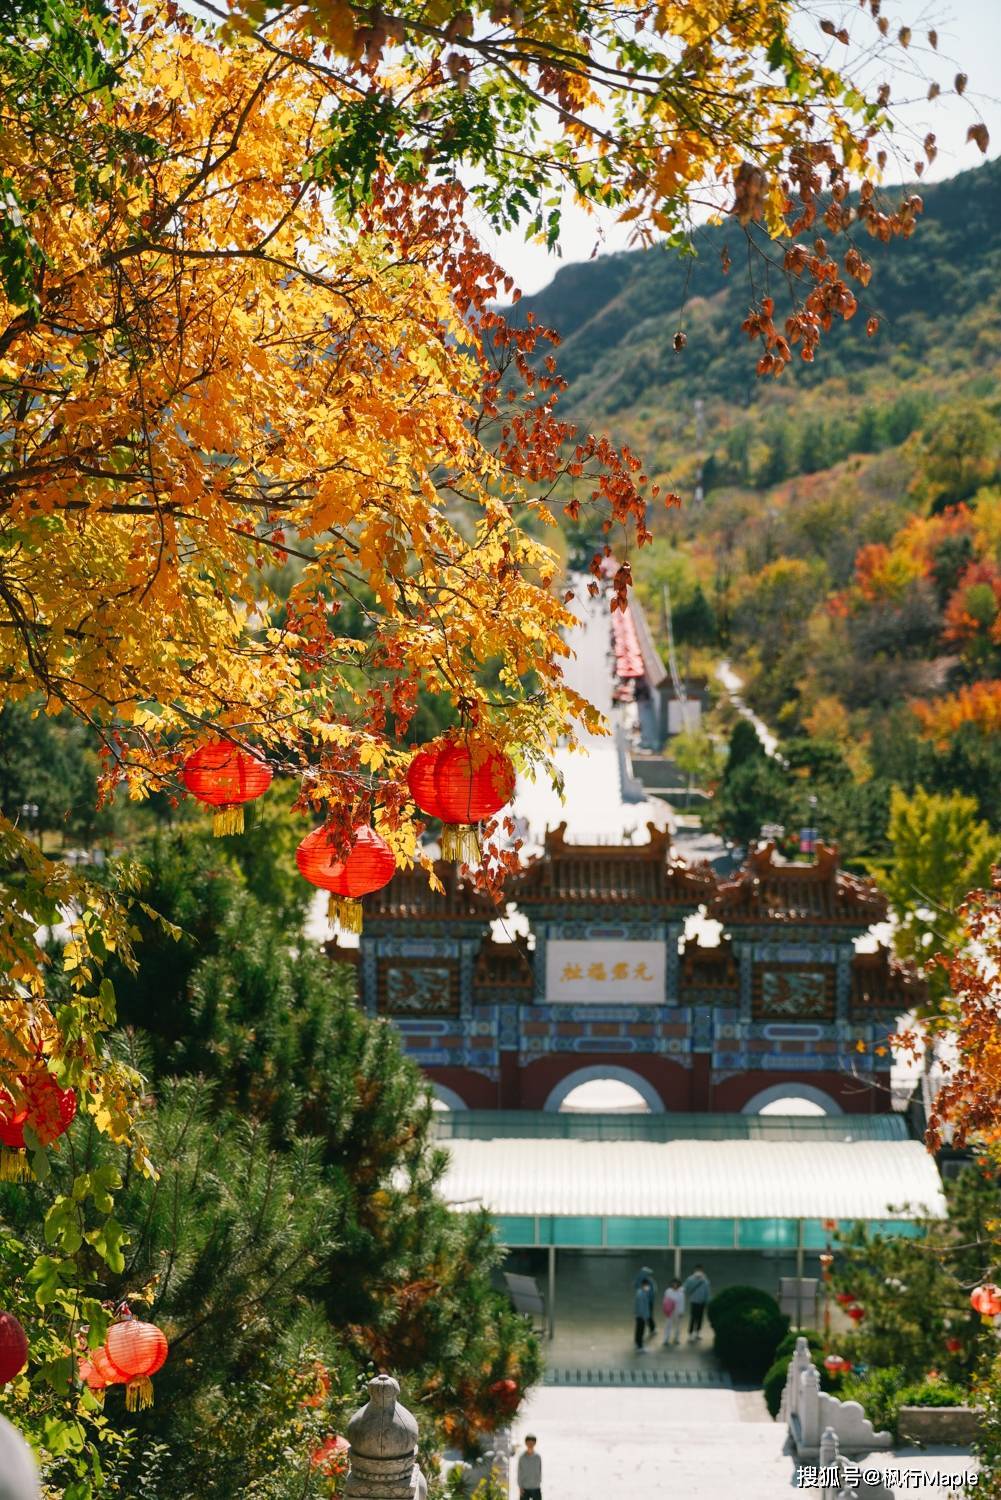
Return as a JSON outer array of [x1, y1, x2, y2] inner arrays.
[[628, 594, 669, 690], [713, 843, 886, 927], [515, 822, 715, 908], [438, 1136, 946, 1221]]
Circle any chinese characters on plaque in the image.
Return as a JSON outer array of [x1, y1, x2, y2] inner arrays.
[[545, 941, 665, 1004]]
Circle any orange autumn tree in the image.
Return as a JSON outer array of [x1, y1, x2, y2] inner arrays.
[[1, 5, 656, 1106], [216, 0, 989, 373], [2, 0, 989, 1152]]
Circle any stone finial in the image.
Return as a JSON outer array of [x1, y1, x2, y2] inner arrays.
[[0, 1414, 41, 1500], [345, 1375, 428, 1500]]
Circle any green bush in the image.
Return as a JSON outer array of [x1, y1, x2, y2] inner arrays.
[[896, 1378, 969, 1410], [841, 1366, 905, 1438], [764, 1358, 791, 1419], [708, 1286, 789, 1382]]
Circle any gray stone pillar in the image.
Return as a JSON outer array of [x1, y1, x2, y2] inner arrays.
[[345, 1374, 427, 1500]]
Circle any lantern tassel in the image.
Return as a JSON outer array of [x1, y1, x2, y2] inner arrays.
[[440, 824, 480, 864], [329, 896, 363, 933], [212, 805, 245, 837], [0, 1149, 31, 1183], [125, 1376, 154, 1412]]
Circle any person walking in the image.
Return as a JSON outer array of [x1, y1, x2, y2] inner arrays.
[[683, 1264, 711, 1341], [517, 1434, 542, 1500], [633, 1273, 656, 1352], [661, 1278, 685, 1347]]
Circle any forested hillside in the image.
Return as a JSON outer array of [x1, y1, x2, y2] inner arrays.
[[516, 157, 1001, 879]]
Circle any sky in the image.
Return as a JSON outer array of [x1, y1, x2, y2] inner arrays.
[[471, 0, 1001, 295]]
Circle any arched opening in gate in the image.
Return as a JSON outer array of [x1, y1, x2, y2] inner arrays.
[[741, 1083, 843, 1116], [543, 1066, 665, 1114], [426, 1083, 469, 1112]]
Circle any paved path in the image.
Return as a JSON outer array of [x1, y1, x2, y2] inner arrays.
[[714, 658, 779, 757], [508, 1387, 976, 1499], [511, 578, 672, 846]]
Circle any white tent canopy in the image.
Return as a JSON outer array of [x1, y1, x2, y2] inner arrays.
[[439, 1137, 946, 1223]]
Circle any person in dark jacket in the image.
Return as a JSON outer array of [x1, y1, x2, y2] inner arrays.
[[633, 1274, 656, 1351], [683, 1265, 711, 1341]]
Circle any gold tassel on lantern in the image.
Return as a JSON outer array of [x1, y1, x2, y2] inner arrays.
[[0, 1149, 31, 1182], [440, 824, 480, 863], [328, 896, 363, 933], [126, 1376, 154, 1412], [212, 805, 245, 837]]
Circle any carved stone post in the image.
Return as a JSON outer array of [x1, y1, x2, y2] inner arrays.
[[345, 1375, 428, 1500], [818, 1427, 842, 1500]]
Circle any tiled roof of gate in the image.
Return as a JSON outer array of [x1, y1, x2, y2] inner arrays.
[[438, 1137, 946, 1221], [850, 949, 927, 1010], [473, 938, 534, 991], [363, 861, 492, 921], [680, 938, 739, 988], [713, 843, 886, 926], [514, 822, 715, 907]]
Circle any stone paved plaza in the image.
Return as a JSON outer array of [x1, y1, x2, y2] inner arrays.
[[510, 1386, 977, 1500]]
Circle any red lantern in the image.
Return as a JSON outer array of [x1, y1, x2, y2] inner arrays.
[[834, 1292, 856, 1308], [408, 741, 515, 860], [846, 1304, 866, 1324], [79, 1356, 109, 1393], [182, 738, 273, 836], [296, 825, 396, 933], [971, 1284, 1001, 1319], [0, 1064, 77, 1181], [823, 1354, 851, 1375], [105, 1315, 168, 1411], [0, 1313, 28, 1385], [88, 1345, 124, 1388], [406, 748, 446, 820], [311, 1434, 349, 1476], [945, 1336, 963, 1354]]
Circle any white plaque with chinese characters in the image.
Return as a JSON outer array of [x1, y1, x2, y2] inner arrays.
[[545, 940, 665, 1004]]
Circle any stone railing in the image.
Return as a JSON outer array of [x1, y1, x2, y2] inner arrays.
[[781, 1337, 892, 1460], [345, 1373, 428, 1500]]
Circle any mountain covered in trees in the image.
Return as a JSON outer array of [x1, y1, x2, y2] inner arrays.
[[515, 157, 1001, 893]]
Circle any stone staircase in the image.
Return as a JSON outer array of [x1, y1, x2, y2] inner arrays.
[[543, 1364, 732, 1388]]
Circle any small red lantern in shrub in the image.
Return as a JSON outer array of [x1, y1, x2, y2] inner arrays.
[[0, 1313, 28, 1385], [945, 1336, 963, 1354], [182, 738, 273, 836], [834, 1292, 855, 1307], [408, 741, 515, 861], [311, 1434, 349, 1476], [0, 1063, 77, 1181], [846, 1304, 866, 1324], [823, 1354, 851, 1375], [296, 824, 396, 932], [301, 1360, 331, 1409], [488, 1377, 520, 1416], [971, 1284, 1001, 1319], [105, 1313, 168, 1411]]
